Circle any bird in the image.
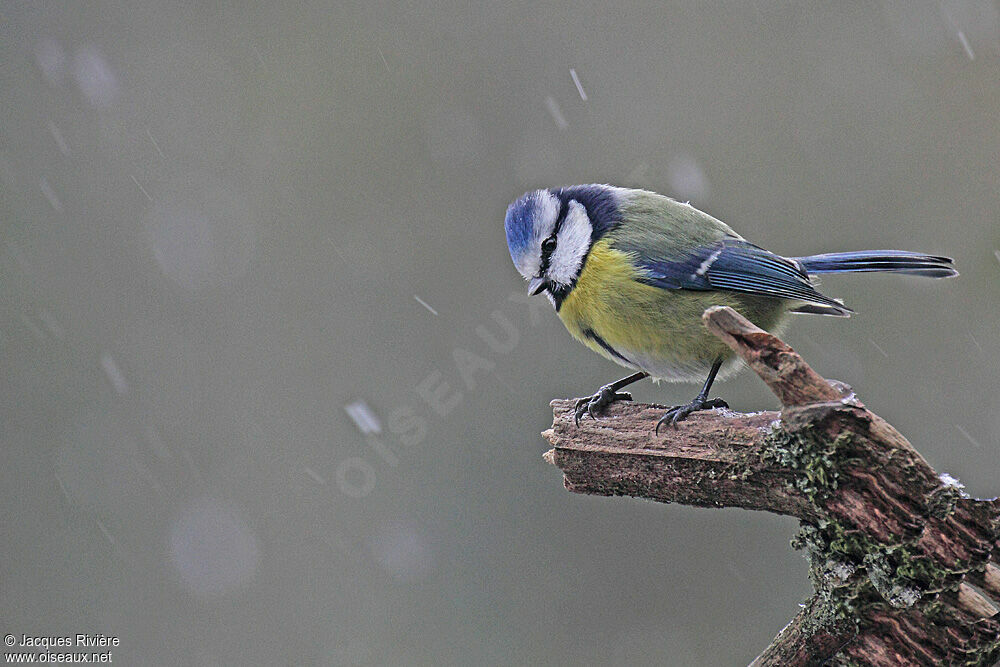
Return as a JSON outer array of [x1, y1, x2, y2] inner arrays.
[[503, 184, 957, 431]]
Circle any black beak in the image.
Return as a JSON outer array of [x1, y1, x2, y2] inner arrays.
[[528, 277, 547, 296]]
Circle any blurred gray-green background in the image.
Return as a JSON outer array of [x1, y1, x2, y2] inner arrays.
[[2, 1, 999, 665]]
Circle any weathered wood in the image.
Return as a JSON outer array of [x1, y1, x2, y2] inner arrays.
[[701, 305, 842, 407], [984, 564, 1000, 598], [748, 599, 855, 667], [543, 306, 1000, 666], [544, 400, 821, 521]]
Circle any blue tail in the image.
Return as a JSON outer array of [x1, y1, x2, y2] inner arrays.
[[793, 250, 958, 279]]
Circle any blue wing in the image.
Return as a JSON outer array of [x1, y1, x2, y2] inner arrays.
[[634, 238, 852, 315]]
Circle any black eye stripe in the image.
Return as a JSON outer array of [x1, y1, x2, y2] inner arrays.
[[540, 236, 557, 271], [553, 198, 570, 234], [539, 198, 572, 274]]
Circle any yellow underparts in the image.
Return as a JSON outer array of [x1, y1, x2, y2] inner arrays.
[[557, 239, 789, 382]]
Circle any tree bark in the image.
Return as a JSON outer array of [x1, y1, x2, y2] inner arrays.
[[543, 306, 1000, 666]]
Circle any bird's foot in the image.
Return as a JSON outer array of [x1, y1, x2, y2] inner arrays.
[[574, 384, 634, 425], [655, 397, 729, 432]]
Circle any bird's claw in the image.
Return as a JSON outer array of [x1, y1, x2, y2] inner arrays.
[[574, 385, 634, 425], [655, 397, 729, 433]]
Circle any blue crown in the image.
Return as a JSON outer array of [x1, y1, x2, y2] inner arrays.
[[504, 190, 543, 264]]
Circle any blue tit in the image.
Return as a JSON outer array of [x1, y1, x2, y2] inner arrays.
[[503, 184, 957, 430]]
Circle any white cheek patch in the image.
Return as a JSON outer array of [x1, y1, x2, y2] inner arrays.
[[513, 190, 559, 279], [547, 200, 592, 285]]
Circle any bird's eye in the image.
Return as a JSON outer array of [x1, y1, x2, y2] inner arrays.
[[541, 237, 557, 254]]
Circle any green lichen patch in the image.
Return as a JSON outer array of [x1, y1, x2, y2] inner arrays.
[[925, 472, 969, 519], [761, 427, 855, 503], [864, 551, 922, 608], [791, 524, 866, 632], [791, 518, 972, 625]]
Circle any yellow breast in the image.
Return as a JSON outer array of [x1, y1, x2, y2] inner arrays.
[[557, 239, 788, 382]]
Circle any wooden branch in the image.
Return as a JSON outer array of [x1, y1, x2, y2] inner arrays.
[[543, 306, 1000, 666], [702, 305, 841, 406], [543, 401, 823, 520], [748, 599, 855, 667]]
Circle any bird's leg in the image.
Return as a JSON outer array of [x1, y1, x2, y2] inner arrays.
[[574, 372, 649, 425], [656, 358, 729, 432]]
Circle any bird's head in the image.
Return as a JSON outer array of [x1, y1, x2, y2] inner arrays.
[[504, 185, 621, 305]]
